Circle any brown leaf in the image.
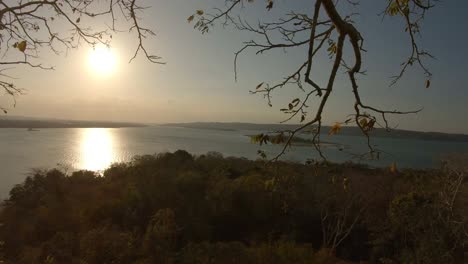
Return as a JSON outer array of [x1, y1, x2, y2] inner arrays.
[[367, 119, 376, 131], [270, 133, 285, 144], [196, 10, 204, 15], [266, 0, 273, 10], [390, 162, 398, 174], [187, 15, 195, 23], [256, 82, 264, 90], [425, 79, 430, 89], [291, 98, 300, 106]]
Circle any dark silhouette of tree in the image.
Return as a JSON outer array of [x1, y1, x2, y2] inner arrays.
[[0, 0, 161, 113], [1, 151, 466, 263], [189, 0, 436, 160]]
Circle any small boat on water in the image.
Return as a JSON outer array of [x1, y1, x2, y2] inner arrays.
[[27, 128, 40, 132]]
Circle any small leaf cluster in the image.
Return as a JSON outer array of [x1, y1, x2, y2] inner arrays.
[[250, 133, 287, 146]]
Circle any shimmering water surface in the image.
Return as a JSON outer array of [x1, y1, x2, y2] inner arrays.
[[1, 125, 467, 198]]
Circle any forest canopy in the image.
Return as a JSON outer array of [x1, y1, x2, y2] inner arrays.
[[1, 151, 466, 263]]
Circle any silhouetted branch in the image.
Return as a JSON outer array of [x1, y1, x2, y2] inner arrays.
[[0, 0, 161, 111], [193, 0, 435, 161]]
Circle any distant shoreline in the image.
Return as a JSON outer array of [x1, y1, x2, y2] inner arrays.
[[162, 122, 468, 143], [0, 119, 146, 129]]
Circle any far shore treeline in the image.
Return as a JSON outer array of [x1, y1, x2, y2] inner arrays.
[[1, 151, 466, 263], [0, 117, 145, 129], [2, 117, 468, 143], [164, 122, 468, 142]]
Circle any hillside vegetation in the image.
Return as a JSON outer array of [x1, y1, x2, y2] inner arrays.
[[0, 151, 466, 263]]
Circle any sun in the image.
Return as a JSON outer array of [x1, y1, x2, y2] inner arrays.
[[87, 45, 117, 76]]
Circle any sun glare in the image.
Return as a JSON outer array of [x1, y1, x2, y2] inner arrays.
[[80, 128, 114, 172], [87, 45, 117, 76]]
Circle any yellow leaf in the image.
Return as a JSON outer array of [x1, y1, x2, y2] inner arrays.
[[390, 162, 398, 174], [328, 122, 341, 136], [359, 118, 368, 128], [17, 40, 27, 52], [388, 1, 399, 16], [327, 42, 337, 54], [196, 10, 204, 15]]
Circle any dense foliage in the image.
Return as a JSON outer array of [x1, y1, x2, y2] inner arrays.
[[0, 151, 466, 263]]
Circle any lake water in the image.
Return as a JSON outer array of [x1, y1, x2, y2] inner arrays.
[[1, 125, 467, 199]]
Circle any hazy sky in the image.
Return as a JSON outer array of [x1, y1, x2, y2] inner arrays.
[[2, 0, 468, 133]]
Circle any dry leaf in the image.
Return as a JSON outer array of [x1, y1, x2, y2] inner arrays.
[[328, 122, 342, 136], [390, 162, 398, 174], [187, 15, 194, 23], [17, 41, 27, 52]]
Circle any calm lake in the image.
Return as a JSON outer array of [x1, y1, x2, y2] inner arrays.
[[1, 125, 467, 198]]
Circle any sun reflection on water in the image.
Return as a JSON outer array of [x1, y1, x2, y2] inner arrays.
[[80, 128, 114, 172]]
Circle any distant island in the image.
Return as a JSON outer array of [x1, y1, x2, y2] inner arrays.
[[0, 116, 146, 128], [163, 122, 468, 142]]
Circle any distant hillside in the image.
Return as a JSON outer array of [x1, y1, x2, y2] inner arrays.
[[163, 122, 468, 142], [0, 117, 146, 128]]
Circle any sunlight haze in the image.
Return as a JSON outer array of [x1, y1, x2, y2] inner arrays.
[[2, 0, 468, 134], [87, 45, 118, 77]]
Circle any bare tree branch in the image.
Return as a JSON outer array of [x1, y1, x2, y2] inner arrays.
[[0, 0, 162, 112], [191, 0, 436, 161]]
